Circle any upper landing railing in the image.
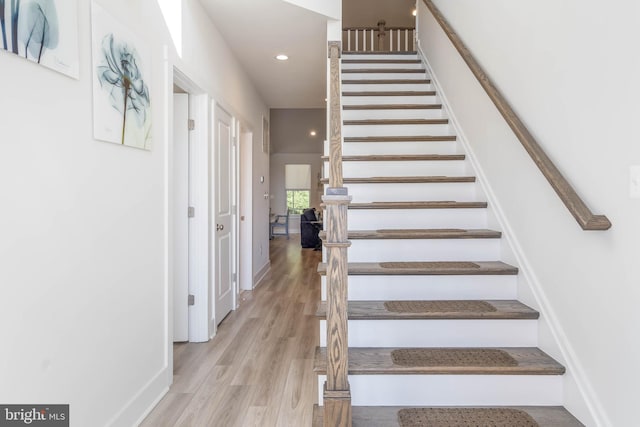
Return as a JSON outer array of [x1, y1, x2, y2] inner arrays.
[[421, 0, 611, 230], [343, 20, 415, 53]]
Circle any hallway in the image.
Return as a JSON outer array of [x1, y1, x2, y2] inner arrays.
[[142, 237, 321, 426]]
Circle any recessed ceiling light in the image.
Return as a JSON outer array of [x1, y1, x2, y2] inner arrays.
[[310, 130, 317, 136], [275, 54, 289, 61]]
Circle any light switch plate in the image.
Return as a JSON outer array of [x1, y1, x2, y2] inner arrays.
[[630, 165, 640, 198]]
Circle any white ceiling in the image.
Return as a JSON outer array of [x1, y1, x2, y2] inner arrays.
[[199, 0, 329, 108]]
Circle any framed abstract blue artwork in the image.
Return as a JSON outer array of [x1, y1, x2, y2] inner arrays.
[[0, 0, 79, 78], [91, 1, 152, 150]]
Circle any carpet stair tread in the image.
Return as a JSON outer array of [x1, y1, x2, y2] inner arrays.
[[342, 68, 426, 73], [312, 405, 584, 427], [317, 261, 517, 276], [348, 201, 488, 210], [344, 104, 442, 110], [342, 79, 431, 84], [343, 91, 436, 96], [343, 119, 449, 125], [343, 51, 418, 55], [322, 154, 463, 161], [341, 229, 501, 239], [315, 300, 539, 320], [344, 135, 456, 142], [313, 347, 565, 375], [342, 59, 422, 64], [321, 176, 475, 184]]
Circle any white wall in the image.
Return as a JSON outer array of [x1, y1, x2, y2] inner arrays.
[[418, 1, 640, 426], [270, 153, 324, 233], [0, 0, 268, 425], [343, 0, 415, 28], [180, 1, 271, 282], [283, 0, 341, 20]]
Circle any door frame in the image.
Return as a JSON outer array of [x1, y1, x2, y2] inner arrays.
[[171, 91, 189, 343], [171, 68, 210, 347], [238, 125, 253, 293]]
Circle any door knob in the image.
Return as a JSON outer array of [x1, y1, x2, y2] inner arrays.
[[217, 224, 224, 231]]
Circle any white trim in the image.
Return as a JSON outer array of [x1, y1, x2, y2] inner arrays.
[[234, 119, 241, 308], [239, 128, 254, 292], [106, 368, 169, 427], [416, 41, 609, 427], [173, 66, 211, 344], [162, 46, 173, 388], [253, 260, 271, 288]]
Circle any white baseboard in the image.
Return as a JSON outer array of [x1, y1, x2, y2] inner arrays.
[[106, 367, 169, 427], [253, 260, 271, 288]]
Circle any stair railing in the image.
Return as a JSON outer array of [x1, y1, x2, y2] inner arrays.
[[421, 0, 611, 231], [343, 21, 416, 52], [322, 41, 352, 426]]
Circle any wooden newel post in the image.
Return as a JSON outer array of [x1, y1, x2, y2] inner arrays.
[[324, 40, 352, 427], [328, 42, 343, 188], [323, 188, 352, 427]]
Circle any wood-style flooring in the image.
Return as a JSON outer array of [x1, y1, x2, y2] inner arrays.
[[141, 236, 321, 426]]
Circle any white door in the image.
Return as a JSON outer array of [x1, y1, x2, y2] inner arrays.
[[213, 104, 235, 324], [173, 93, 189, 342]]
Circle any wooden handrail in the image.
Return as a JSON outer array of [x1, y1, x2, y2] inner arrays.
[[421, 0, 611, 231], [323, 41, 352, 426], [343, 26, 415, 31]]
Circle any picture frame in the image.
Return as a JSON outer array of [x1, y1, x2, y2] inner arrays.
[[0, 0, 80, 79], [91, 1, 152, 150]]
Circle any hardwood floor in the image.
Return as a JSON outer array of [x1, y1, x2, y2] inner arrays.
[[142, 236, 321, 426]]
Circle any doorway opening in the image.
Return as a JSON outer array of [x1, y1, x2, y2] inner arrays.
[[170, 68, 210, 356], [239, 127, 254, 293], [172, 83, 189, 343]]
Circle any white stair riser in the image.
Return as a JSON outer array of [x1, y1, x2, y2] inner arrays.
[[342, 95, 438, 105], [324, 140, 459, 156], [342, 83, 432, 92], [345, 239, 501, 262], [317, 375, 564, 406], [332, 160, 469, 177], [341, 141, 459, 156], [348, 209, 488, 229], [341, 182, 478, 203], [342, 108, 444, 120], [342, 72, 427, 80], [321, 276, 518, 301], [343, 54, 418, 61], [319, 319, 537, 347], [342, 62, 424, 70], [343, 123, 451, 137]]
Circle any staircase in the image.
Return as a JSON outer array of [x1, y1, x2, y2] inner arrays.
[[313, 51, 584, 426]]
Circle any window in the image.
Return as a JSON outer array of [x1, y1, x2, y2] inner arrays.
[[285, 164, 311, 215]]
